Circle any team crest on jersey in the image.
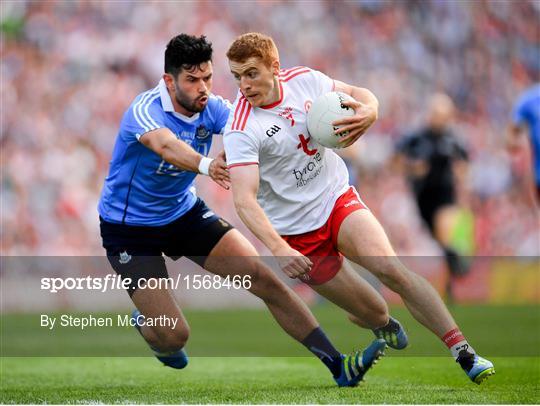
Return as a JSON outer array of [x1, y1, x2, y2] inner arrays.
[[279, 107, 295, 127], [196, 125, 211, 140]]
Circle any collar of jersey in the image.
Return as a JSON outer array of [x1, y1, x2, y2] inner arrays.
[[158, 79, 201, 123], [260, 80, 284, 110]]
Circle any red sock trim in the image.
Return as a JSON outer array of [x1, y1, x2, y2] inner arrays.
[[442, 328, 466, 348]]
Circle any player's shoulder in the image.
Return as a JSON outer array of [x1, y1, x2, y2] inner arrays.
[[396, 129, 425, 152], [228, 93, 258, 134], [207, 93, 233, 111], [448, 131, 469, 152], [523, 84, 540, 101], [204, 93, 233, 126], [279, 66, 333, 97], [517, 84, 540, 110], [123, 85, 163, 128], [278, 66, 313, 83], [130, 85, 162, 112]]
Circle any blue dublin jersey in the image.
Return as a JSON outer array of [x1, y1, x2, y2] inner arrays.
[[98, 79, 231, 226], [513, 84, 540, 186]]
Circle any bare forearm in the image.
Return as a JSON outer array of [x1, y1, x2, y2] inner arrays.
[[160, 139, 204, 173], [140, 129, 207, 173], [235, 199, 287, 254], [351, 86, 379, 113]]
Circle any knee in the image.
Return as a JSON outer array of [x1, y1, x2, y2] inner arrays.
[[247, 261, 284, 298], [348, 305, 389, 330], [154, 326, 190, 352], [369, 307, 389, 329]]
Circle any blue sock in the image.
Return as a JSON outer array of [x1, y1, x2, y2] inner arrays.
[[301, 327, 342, 377]]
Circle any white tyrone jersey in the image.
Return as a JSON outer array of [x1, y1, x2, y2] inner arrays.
[[223, 66, 350, 235]]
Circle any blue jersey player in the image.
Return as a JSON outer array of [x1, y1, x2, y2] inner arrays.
[[98, 34, 387, 387], [509, 83, 540, 202]]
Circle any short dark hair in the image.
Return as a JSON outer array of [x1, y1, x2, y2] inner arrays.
[[164, 34, 213, 77]]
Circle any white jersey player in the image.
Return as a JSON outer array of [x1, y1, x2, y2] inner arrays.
[[225, 66, 351, 236], [223, 32, 495, 385]]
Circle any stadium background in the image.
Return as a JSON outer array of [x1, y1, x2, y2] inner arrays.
[[2, 0, 538, 308], [1, 1, 539, 404], [1, 0, 540, 320]]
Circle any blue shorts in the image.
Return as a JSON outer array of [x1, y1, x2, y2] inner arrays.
[[100, 198, 234, 295]]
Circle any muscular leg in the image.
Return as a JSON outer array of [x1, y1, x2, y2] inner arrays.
[[131, 287, 190, 352], [337, 209, 456, 338], [129, 258, 190, 352], [203, 229, 385, 385], [311, 261, 389, 329], [203, 229, 318, 341]]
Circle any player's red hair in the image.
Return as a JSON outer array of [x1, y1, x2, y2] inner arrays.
[[226, 32, 279, 67]]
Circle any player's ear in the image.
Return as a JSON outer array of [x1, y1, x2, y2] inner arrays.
[[163, 73, 175, 91], [271, 59, 280, 76]]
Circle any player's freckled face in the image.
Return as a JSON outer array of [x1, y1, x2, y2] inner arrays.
[[164, 61, 213, 116], [229, 57, 280, 108]]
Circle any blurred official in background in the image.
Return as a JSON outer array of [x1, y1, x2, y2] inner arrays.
[[396, 93, 471, 301]]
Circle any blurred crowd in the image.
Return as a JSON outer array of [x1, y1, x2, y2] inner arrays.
[[1, 0, 539, 256]]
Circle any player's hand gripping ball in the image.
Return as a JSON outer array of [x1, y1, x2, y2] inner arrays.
[[307, 91, 355, 149]]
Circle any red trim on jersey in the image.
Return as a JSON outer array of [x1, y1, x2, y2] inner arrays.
[[232, 98, 248, 130], [261, 81, 284, 110], [281, 69, 311, 82], [238, 103, 252, 130], [279, 66, 307, 76], [228, 162, 259, 169], [231, 96, 246, 130]]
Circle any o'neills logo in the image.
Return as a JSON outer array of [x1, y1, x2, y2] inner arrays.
[[344, 200, 360, 208], [292, 152, 323, 188]]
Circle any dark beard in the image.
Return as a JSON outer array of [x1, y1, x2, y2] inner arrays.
[[175, 84, 206, 114]]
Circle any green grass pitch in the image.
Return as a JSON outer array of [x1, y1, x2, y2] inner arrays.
[[1, 305, 539, 404]]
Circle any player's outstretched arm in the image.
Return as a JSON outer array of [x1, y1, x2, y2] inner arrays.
[[140, 128, 230, 188], [332, 80, 379, 147], [229, 165, 312, 278]]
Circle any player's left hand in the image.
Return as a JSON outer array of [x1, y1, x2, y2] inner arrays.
[[209, 150, 230, 190], [332, 100, 377, 147]]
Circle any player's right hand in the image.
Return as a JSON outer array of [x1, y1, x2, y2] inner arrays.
[[273, 246, 312, 279], [209, 150, 230, 190]]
